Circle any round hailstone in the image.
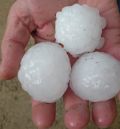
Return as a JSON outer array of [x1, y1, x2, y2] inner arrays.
[[55, 4, 106, 57], [71, 52, 120, 102], [18, 42, 71, 103]]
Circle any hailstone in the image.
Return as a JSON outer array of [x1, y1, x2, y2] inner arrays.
[[18, 42, 71, 103], [71, 52, 120, 102], [55, 4, 106, 57]]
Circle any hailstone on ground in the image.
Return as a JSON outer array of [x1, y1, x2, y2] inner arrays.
[[18, 42, 71, 103], [71, 52, 120, 102], [55, 4, 106, 57]]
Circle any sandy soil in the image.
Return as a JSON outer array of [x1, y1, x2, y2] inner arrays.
[[0, 0, 120, 129]]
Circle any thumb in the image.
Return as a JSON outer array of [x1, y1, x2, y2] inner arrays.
[[0, 2, 30, 80]]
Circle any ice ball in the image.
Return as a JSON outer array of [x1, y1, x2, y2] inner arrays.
[[71, 52, 120, 102], [18, 42, 71, 103], [55, 4, 106, 57]]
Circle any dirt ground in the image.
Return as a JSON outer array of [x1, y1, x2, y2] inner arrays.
[[0, 0, 120, 129]]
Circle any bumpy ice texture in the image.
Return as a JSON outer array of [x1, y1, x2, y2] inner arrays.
[[71, 52, 120, 102], [18, 42, 71, 103], [55, 4, 106, 57]]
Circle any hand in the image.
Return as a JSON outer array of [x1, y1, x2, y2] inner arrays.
[[0, 0, 120, 129]]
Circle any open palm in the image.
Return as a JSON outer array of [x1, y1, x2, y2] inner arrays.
[[0, 0, 120, 129]]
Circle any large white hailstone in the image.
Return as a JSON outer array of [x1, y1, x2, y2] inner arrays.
[[18, 42, 71, 103], [55, 4, 106, 57], [71, 52, 120, 102]]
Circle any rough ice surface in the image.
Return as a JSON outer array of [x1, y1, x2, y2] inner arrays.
[[96, 37, 105, 49], [18, 42, 71, 103], [55, 4, 106, 57], [71, 52, 120, 102]]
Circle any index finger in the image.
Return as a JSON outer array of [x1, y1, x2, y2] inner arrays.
[[0, 2, 31, 80]]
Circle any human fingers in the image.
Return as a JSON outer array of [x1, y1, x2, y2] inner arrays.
[[0, 2, 30, 79], [64, 88, 90, 129], [32, 99, 56, 129], [92, 99, 117, 128]]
